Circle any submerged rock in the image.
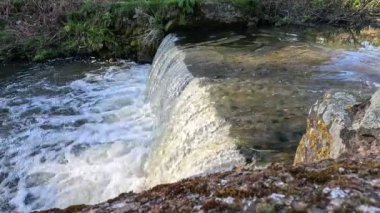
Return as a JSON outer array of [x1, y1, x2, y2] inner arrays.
[[294, 90, 380, 164], [145, 29, 378, 189]]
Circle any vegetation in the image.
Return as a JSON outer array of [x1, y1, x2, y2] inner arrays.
[[0, 0, 200, 62], [259, 0, 380, 26], [0, 0, 378, 62]]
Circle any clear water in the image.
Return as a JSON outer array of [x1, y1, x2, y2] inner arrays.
[[0, 61, 154, 212], [0, 27, 379, 212], [170, 28, 380, 163]]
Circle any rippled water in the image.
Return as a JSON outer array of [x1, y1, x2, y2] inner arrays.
[[1, 27, 380, 212], [0, 61, 154, 212]]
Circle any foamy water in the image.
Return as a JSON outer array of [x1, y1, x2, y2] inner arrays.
[[0, 61, 154, 212]]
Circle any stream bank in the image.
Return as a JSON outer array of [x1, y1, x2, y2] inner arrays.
[[0, 0, 379, 63]]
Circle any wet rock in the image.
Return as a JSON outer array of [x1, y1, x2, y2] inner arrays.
[[357, 205, 380, 213], [354, 90, 380, 140], [268, 193, 285, 204], [291, 200, 308, 211], [329, 187, 349, 199], [370, 178, 380, 188], [294, 90, 380, 164], [41, 157, 380, 213]]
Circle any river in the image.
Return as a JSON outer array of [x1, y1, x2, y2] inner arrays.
[[0, 27, 379, 212], [0, 61, 155, 212]]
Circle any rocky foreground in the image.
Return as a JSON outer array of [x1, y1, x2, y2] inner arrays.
[[42, 90, 380, 213], [42, 156, 379, 213]]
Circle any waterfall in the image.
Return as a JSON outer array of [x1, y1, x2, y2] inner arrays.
[[144, 34, 245, 187]]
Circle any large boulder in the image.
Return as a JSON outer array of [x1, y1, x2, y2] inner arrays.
[[294, 90, 380, 164]]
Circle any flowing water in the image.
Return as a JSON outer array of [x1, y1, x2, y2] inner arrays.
[[145, 27, 380, 186], [0, 61, 154, 212], [0, 27, 380, 212]]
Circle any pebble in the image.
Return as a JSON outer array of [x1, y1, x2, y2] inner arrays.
[[291, 200, 308, 211], [269, 193, 285, 204], [327, 199, 344, 211], [322, 187, 331, 194], [223, 197, 235, 205], [220, 179, 228, 185], [111, 202, 126, 209], [370, 179, 380, 188], [274, 181, 286, 188], [357, 205, 380, 213], [330, 187, 348, 199]]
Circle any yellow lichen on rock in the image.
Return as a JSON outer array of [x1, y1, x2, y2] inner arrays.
[[294, 135, 306, 164], [294, 117, 333, 164], [294, 90, 380, 165]]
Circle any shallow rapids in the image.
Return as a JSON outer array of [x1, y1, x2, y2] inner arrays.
[[0, 61, 154, 212]]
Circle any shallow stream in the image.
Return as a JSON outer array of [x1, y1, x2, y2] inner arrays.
[[0, 27, 379, 212]]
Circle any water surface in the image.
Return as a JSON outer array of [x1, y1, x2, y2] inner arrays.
[[0, 27, 380, 211], [174, 27, 380, 162], [0, 61, 154, 212]]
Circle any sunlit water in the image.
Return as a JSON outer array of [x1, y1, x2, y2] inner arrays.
[[318, 42, 380, 83], [0, 61, 154, 212], [0, 28, 379, 212]]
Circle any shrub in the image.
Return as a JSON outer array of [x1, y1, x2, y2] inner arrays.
[[177, 0, 198, 14], [63, 0, 116, 55]]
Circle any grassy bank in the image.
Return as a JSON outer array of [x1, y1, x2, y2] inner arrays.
[[0, 0, 379, 62]]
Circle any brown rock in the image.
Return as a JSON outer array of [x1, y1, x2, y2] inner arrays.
[[39, 157, 380, 213], [294, 90, 380, 164]]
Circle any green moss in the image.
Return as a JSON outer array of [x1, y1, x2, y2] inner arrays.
[[292, 164, 338, 183], [33, 49, 58, 62], [215, 187, 254, 198], [256, 202, 275, 213]]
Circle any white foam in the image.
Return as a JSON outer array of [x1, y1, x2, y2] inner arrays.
[[0, 62, 155, 212]]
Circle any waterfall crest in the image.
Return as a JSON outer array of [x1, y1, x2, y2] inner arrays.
[[145, 34, 245, 187]]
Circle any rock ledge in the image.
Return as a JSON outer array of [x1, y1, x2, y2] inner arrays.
[[41, 156, 380, 213]]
